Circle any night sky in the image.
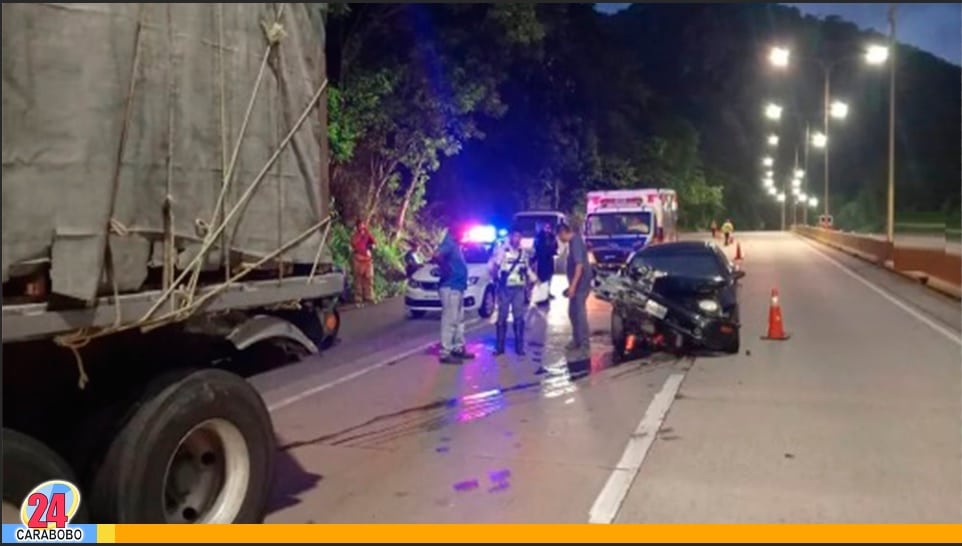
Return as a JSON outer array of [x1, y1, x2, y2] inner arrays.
[[596, 3, 961, 66]]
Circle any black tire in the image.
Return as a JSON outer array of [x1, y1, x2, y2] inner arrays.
[[723, 329, 741, 355], [89, 369, 274, 523], [611, 309, 628, 363], [317, 307, 340, 350], [478, 286, 495, 318], [2, 429, 89, 524]]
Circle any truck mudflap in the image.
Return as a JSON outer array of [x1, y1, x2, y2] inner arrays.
[[596, 269, 738, 353]]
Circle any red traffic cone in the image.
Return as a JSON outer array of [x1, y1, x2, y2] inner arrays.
[[735, 242, 743, 261], [761, 288, 790, 340]]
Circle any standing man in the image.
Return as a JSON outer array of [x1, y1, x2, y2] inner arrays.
[[721, 218, 734, 246], [557, 224, 591, 356], [434, 224, 475, 364], [533, 222, 558, 307], [351, 220, 376, 304], [710, 219, 718, 239], [489, 225, 534, 356], [404, 240, 423, 279]]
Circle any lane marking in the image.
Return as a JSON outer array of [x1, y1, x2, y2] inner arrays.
[[802, 238, 962, 346], [267, 317, 487, 412], [588, 372, 687, 524]]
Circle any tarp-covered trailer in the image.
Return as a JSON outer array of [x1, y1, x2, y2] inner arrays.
[[2, 3, 343, 524]]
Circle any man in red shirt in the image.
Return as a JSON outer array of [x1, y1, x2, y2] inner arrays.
[[351, 220, 376, 304]]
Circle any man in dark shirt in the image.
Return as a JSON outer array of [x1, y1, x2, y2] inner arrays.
[[533, 223, 558, 307], [433, 225, 475, 364], [558, 224, 592, 355]]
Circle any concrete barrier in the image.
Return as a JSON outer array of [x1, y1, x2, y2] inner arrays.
[[793, 226, 960, 299]]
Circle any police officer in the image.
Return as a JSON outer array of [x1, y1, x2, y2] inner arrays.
[[489, 225, 535, 356]]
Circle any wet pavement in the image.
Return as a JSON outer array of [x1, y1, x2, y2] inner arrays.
[[254, 233, 962, 523]]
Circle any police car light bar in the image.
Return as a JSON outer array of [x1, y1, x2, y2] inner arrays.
[[462, 224, 498, 244]]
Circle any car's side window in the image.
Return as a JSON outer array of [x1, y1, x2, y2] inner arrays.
[[713, 246, 733, 273]]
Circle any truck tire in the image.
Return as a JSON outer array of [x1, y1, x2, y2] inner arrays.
[[2, 428, 89, 524], [89, 369, 274, 523]]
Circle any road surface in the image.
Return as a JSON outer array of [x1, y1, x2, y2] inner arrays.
[[250, 232, 962, 523]]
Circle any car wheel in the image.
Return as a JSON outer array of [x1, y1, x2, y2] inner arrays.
[[478, 286, 495, 318], [722, 329, 741, 354]]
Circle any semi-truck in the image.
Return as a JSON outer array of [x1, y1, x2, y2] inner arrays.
[[584, 189, 679, 279], [2, 3, 343, 524]]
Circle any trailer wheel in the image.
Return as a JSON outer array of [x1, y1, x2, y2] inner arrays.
[[2, 428, 89, 524], [89, 369, 274, 523]]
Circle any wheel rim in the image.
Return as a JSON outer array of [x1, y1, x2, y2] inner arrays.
[[2, 500, 19, 524], [161, 418, 250, 523]]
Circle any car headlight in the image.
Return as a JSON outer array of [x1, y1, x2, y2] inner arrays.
[[468, 276, 480, 286], [697, 299, 720, 313]]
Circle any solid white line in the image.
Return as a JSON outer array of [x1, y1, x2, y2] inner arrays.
[[267, 317, 486, 412], [588, 373, 687, 524], [803, 239, 962, 346]]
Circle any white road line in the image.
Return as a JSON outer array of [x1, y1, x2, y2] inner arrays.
[[802, 239, 962, 347], [588, 372, 687, 524], [267, 317, 486, 413]]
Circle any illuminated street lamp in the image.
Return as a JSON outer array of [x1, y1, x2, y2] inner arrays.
[[776, 193, 786, 203], [794, 168, 805, 179], [808, 196, 819, 208], [768, 134, 779, 146], [811, 131, 827, 148], [799, 192, 808, 202], [792, 178, 802, 189], [762, 156, 774, 167], [763, 178, 774, 188], [768, 186, 778, 196], [769, 46, 790, 68], [830, 100, 849, 120], [766, 170, 774, 178], [765, 103, 783, 121], [865, 44, 889, 65]]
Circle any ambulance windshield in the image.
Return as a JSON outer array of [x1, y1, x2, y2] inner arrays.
[[585, 211, 652, 237]]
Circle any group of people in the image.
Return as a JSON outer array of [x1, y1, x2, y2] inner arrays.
[[435, 221, 592, 366], [350, 218, 592, 366]]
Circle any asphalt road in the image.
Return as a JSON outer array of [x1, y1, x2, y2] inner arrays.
[[250, 232, 962, 523]]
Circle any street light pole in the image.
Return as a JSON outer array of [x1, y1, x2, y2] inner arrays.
[[822, 63, 831, 217], [886, 4, 897, 243], [792, 147, 800, 226], [803, 123, 810, 225]]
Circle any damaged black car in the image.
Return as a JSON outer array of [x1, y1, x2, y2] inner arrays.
[[594, 241, 744, 361]]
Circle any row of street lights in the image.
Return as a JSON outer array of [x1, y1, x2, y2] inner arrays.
[[760, 5, 897, 239]]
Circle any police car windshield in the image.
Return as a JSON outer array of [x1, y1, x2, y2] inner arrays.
[[513, 215, 559, 238], [461, 243, 492, 264], [586, 211, 652, 237]]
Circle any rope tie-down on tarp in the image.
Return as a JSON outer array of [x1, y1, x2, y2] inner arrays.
[[53, 4, 332, 389]]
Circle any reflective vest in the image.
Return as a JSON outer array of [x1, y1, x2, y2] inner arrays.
[[497, 245, 529, 287], [721, 222, 734, 234]]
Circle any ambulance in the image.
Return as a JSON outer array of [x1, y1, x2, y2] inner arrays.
[[584, 189, 678, 278]]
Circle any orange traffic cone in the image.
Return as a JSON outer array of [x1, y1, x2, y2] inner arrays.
[[761, 288, 790, 340], [735, 242, 743, 261]]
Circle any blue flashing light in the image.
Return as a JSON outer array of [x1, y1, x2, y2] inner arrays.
[[497, 228, 508, 238]]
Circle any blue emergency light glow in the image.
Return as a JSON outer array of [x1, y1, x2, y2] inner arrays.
[[462, 224, 497, 244], [497, 228, 508, 238]]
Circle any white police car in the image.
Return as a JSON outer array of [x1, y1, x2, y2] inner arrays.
[[404, 226, 499, 319]]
